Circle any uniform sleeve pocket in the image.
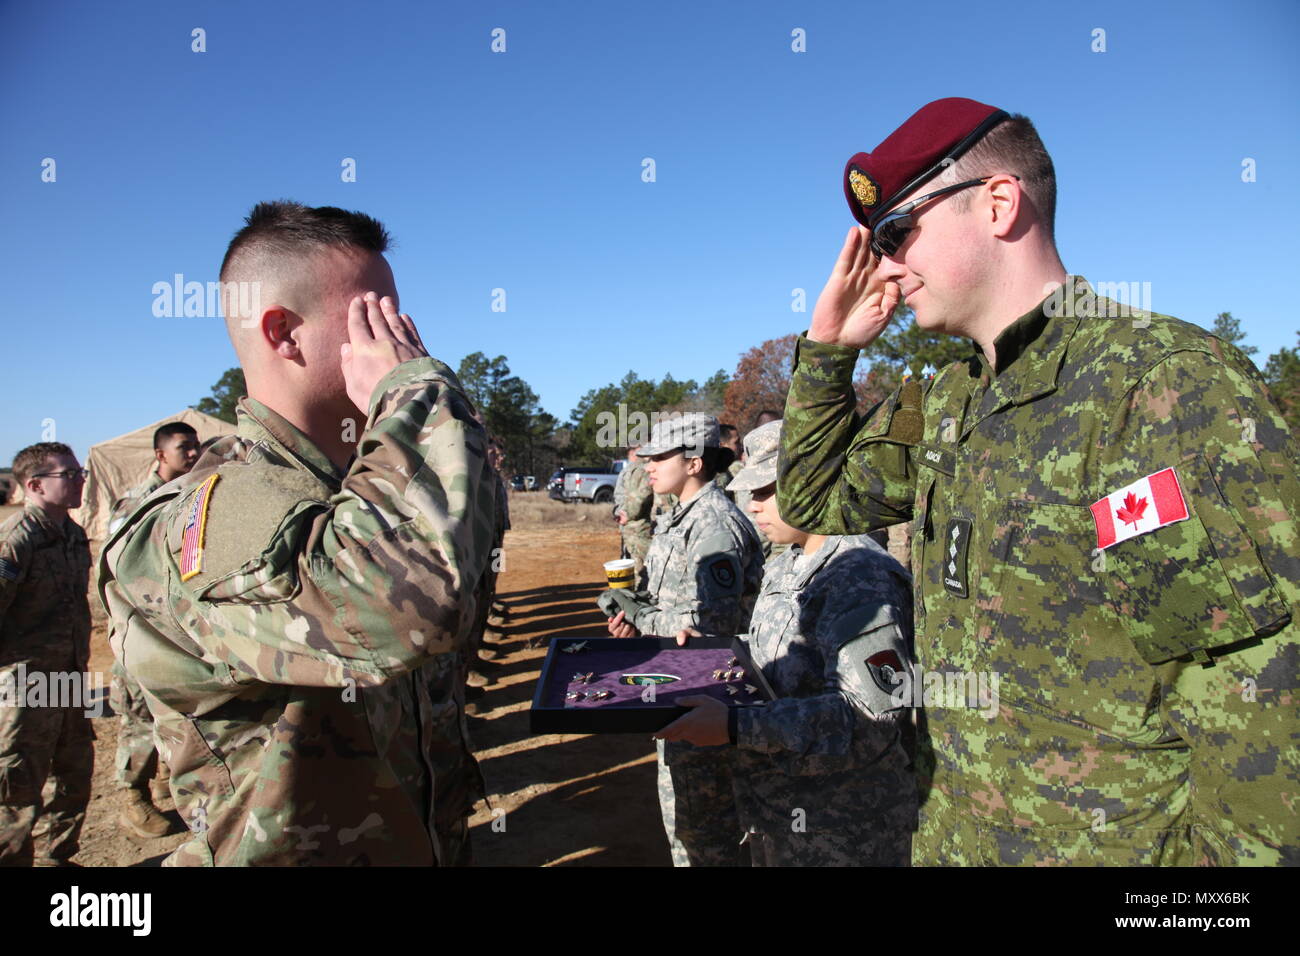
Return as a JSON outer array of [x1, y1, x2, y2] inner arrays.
[[1103, 455, 1288, 663], [194, 559, 301, 605]]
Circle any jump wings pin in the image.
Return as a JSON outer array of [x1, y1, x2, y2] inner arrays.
[[561, 640, 589, 654], [744, 684, 758, 695], [725, 686, 739, 696]]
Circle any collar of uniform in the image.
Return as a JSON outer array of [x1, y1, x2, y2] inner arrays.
[[789, 535, 842, 589], [235, 397, 345, 487], [667, 481, 719, 527], [22, 502, 66, 539], [979, 276, 1085, 404]]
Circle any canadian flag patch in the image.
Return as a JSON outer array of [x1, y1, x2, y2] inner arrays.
[[1090, 467, 1189, 549]]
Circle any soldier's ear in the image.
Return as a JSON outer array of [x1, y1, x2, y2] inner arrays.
[[261, 306, 301, 359]]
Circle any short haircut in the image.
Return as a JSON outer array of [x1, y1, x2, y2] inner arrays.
[[153, 422, 198, 450], [938, 114, 1057, 238], [219, 200, 391, 283], [754, 409, 781, 429], [719, 424, 738, 441], [13, 442, 74, 485]]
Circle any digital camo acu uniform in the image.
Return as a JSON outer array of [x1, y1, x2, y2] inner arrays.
[[99, 357, 498, 866], [735, 534, 916, 866], [619, 460, 655, 585], [107, 471, 165, 792], [0, 505, 93, 865], [779, 278, 1300, 866], [614, 482, 764, 866]]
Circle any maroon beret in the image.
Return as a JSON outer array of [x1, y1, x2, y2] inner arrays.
[[843, 97, 1008, 229]]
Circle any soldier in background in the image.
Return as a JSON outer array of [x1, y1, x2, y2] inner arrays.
[[599, 414, 763, 866], [0, 443, 93, 866], [100, 201, 497, 865], [106, 421, 199, 839], [779, 97, 1300, 864], [714, 424, 744, 499], [614, 445, 654, 586], [659, 421, 915, 865]]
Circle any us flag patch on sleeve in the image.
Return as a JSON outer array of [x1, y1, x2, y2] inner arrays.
[[1090, 467, 1189, 550], [179, 473, 221, 581]]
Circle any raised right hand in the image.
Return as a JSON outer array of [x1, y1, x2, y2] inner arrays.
[[808, 226, 901, 349], [341, 291, 429, 412]]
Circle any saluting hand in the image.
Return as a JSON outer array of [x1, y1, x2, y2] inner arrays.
[[341, 291, 429, 412], [809, 226, 901, 350]]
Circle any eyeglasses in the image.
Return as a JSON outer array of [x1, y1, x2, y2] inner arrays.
[[870, 176, 1004, 259], [33, 469, 88, 480]]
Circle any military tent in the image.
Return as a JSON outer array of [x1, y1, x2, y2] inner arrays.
[[73, 408, 236, 540]]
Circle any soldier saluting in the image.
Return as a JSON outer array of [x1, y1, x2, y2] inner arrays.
[[778, 98, 1299, 865], [100, 202, 497, 866]]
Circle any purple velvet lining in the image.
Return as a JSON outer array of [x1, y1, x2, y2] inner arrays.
[[545, 647, 761, 709]]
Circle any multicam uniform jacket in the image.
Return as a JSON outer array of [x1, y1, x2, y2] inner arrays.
[[98, 358, 498, 866], [778, 279, 1300, 866], [733, 533, 916, 866]]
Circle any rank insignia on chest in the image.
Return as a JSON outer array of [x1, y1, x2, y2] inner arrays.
[[179, 473, 221, 581], [1090, 467, 1189, 549], [942, 517, 972, 598]]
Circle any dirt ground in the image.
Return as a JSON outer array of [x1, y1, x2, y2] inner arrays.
[[2, 497, 673, 867]]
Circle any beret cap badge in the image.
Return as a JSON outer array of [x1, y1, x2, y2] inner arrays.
[[849, 168, 879, 209]]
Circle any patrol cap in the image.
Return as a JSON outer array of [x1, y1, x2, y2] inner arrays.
[[637, 413, 719, 458], [843, 97, 1008, 229], [726, 420, 781, 493]]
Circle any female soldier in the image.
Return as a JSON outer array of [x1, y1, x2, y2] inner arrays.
[[601, 413, 763, 866], [657, 420, 917, 866]]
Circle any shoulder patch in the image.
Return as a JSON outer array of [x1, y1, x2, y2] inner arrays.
[[179, 474, 220, 581], [175, 462, 331, 583], [709, 558, 736, 589], [0, 556, 19, 580]]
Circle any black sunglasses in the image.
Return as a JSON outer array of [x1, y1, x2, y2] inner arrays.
[[870, 176, 1010, 259]]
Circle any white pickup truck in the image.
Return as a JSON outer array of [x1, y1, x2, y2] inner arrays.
[[552, 461, 627, 504]]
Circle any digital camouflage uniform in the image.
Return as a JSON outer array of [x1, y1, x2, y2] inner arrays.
[[604, 479, 764, 866], [107, 471, 165, 792], [735, 533, 916, 866], [99, 357, 498, 866], [0, 504, 94, 865], [779, 279, 1300, 865], [618, 460, 654, 586]]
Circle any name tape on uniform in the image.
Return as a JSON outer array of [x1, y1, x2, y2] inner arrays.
[[1090, 467, 1189, 550]]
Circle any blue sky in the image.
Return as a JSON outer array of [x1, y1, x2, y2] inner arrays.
[[2, 0, 1297, 463]]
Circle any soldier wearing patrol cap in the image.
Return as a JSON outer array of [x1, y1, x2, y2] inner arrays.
[[598, 411, 763, 866], [99, 201, 498, 866], [657, 420, 917, 866], [778, 97, 1300, 865]]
